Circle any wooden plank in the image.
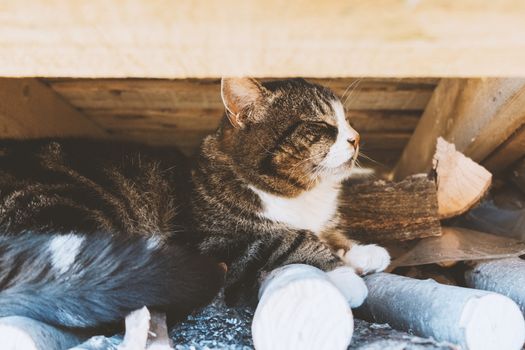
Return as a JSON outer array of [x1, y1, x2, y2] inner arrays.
[[87, 109, 224, 132], [87, 109, 420, 136], [46, 79, 434, 112], [483, 124, 525, 172], [348, 111, 421, 133], [393, 78, 525, 180], [0, 78, 108, 139], [2, 1, 525, 77]]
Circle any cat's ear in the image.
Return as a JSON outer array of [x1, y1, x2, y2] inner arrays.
[[221, 78, 266, 128]]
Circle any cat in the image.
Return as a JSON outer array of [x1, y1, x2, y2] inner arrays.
[[0, 77, 389, 330], [192, 78, 390, 302]]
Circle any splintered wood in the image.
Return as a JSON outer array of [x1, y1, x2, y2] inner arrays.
[[433, 137, 492, 219], [341, 174, 441, 242], [392, 227, 525, 268], [118, 307, 173, 350]]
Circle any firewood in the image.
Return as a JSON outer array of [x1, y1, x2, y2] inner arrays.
[[465, 257, 525, 315], [0, 316, 85, 350], [433, 137, 492, 219], [252, 264, 354, 350], [358, 273, 525, 350], [341, 174, 441, 242]]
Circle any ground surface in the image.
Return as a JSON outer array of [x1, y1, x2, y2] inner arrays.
[[72, 297, 456, 350]]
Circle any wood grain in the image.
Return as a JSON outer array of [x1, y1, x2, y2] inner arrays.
[[41, 78, 431, 169], [45, 79, 435, 111], [0, 78, 107, 139], [483, 123, 525, 172], [2, 1, 525, 77], [340, 175, 441, 242], [394, 78, 525, 180]]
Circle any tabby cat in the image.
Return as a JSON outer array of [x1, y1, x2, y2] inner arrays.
[[0, 78, 389, 330]]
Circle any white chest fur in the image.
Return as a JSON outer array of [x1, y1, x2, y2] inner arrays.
[[249, 180, 341, 234]]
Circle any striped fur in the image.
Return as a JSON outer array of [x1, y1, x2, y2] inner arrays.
[[0, 78, 369, 323]]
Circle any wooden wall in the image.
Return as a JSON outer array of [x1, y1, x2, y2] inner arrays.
[[41, 78, 438, 170]]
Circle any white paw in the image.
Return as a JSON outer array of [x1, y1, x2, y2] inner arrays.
[[326, 266, 368, 308], [344, 244, 390, 275]]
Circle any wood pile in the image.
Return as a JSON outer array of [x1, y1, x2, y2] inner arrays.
[[253, 138, 525, 350]]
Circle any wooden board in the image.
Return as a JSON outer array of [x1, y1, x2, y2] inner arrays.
[[2, 1, 525, 77], [0, 78, 107, 139], [41, 78, 432, 166], [393, 78, 525, 180], [44, 79, 435, 111], [483, 122, 525, 172]]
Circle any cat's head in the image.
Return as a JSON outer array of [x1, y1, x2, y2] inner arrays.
[[215, 78, 359, 196]]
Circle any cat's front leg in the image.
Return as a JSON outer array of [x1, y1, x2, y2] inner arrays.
[[343, 243, 391, 275], [264, 230, 370, 308], [321, 230, 391, 275]]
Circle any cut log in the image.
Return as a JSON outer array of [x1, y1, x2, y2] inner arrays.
[[391, 227, 525, 269], [433, 138, 492, 219], [394, 78, 525, 181], [252, 264, 354, 350], [358, 273, 525, 350], [341, 174, 441, 242], [465, 258, 525, 315], [0, 316, 85, 350]]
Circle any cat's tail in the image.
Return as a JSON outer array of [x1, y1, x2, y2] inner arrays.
[[0, 231, 224, 329]]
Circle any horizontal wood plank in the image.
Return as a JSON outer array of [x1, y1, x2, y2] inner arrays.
[[0, 78, 107, 139], [45, 79, 435, 111], [3, 1, 525, 77]]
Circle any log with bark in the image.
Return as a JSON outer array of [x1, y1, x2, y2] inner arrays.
[[358, 273, 525, 350], [341, 174, 442, 243], [465, 257, 525, 315], [341, 139, 492, 243]]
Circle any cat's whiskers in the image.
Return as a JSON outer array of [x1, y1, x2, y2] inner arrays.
[[358, 151, 385, 167], [343, 79, 362, 108], [286, 150, 328, 184], [340, 79, 362, 107]]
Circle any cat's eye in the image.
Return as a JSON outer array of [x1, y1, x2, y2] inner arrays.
[[312, 121, 335, 129]]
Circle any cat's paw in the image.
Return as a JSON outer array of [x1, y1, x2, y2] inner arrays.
[[343, 244, 390, 275], [326, 266, 368, 308]]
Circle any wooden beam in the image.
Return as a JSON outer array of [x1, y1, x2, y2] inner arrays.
[[1, 1, 525, 78], [0, 79, 108, 139], [45, 79, 434, 112], [483, 123, 525, 172], [393, 79, 525, 180]]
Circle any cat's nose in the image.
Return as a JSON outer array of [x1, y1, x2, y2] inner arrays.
[[347, 134, 360, 148]]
